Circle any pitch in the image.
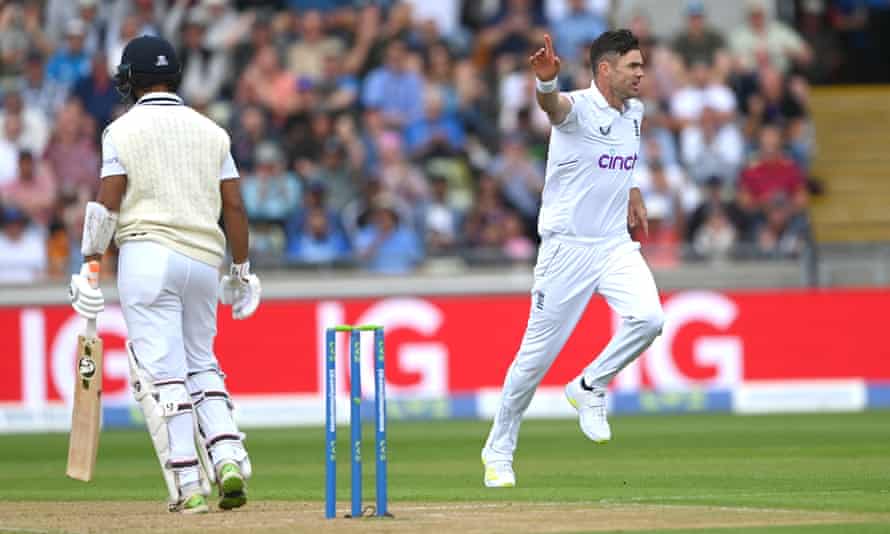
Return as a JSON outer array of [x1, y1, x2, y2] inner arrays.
[[1, 412, 889, 533]]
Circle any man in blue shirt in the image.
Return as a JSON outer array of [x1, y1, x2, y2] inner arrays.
[[355, 200, 422, 274], [45, 20, 92, 97], [403, 89, 466, 158], [362, 40, 424, 127], [553, 0, 607, 63]]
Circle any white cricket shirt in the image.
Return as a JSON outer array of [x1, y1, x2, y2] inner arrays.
[[538, 81, 644, 241]]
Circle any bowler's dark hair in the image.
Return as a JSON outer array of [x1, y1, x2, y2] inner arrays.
[[588, 30, 640, 75]]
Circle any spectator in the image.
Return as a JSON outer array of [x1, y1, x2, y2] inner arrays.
[[241, 141, 301, 224], [498, 69, 551, 136], [290, 111, 332, 165], [230, 105, 269, 175], [0, 115, 22, 185], [287, 9, 343, 83], [479, 0, 546, 60], [377, 131, 429, 206], [671, 0, 727, 70], [488, 134, 543, 224], [743, 66, 809, 162], [627, 11, 674, 94], [43, 101, 99, 199], [238, 44, 300, 117], [106, 14, 143, 77], [502, 211, 534, 261], [230, 11, 276, 86], [45, 19, 92, 97], [796, 0, 842, 84], [403, 0, 461, 41], [362, 40, 424, 128], [670, 60, 737, 132], [0, 90, 50, 156], [424, 174, 460, 255], [302, 139, 358, 213], [404, 88, 466, 159], [755, 195, 809, 259], [0, 1, 52, 85], [423, 42, 459, 114], [201, 0, 253, 52], [729, 0, 812, 75], [286, 205, 350, 264], [107, 0, 163, 43], [454, 59, 500, 150], [18, 52, 64, 118], [692, 205, 738, 262], [552, 0, 607, 64], [310, 52, 359, 113], [0, 151, 57, 227], [75, 0, 106, 57], [543, 0, 610, 25], [463, 174, 510, 249], [0, 205, 46, 284], [355, 3, 410, 78], [636, 76, 679, 167], [738, 125, 808, 217], [72, 53, 119, 132], [354, 199, 423, 274], [686, 175, 749, 250], [635, 139, 699, 216], [680, 106, 745, 186], [636, 160, 685, 239], [177, 9, 230, 107]]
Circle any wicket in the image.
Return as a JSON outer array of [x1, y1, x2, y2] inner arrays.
[[325, 324, 390, 519]]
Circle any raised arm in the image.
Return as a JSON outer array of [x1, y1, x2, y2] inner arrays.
[[530, 35, 573, 125]]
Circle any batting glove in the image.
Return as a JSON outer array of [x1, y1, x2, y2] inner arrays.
[[69, 263, 104, 320], [218, 261, 262, 320]]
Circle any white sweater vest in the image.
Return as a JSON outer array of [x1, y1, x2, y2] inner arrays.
[[107, 104, 229, 266]]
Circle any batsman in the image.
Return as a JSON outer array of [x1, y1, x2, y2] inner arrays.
[[67, 36, 261, 513], [482, 30, 665, 487]]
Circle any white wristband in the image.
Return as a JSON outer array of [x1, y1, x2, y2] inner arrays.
[[230, 261, 251, 282], [536, 76, 559, 93]]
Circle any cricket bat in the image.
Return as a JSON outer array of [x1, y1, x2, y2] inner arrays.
[[66, 261, 103, 482]]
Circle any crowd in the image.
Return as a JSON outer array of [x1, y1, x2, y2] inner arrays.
[[0, 0, 861, 282]]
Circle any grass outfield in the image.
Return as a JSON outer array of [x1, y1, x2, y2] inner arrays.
[[1, 412, 888, 533]]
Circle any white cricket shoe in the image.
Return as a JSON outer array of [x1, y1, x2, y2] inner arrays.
[[482, 455, 516, 488], [565, 377, 611, 443]]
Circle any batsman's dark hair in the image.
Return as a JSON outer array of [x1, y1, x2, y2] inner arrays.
[[588, 29, 640, 75]]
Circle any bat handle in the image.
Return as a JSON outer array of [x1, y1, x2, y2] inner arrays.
[[86, 260, 100, 290], [84, 261, 100, 337]]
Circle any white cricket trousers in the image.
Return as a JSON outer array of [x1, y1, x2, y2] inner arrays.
[[118, 240, 242, 488], [483, 234, 665, 464], [118, 241, 220, 380]]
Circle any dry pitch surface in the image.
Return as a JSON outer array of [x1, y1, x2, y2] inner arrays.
[[4, 415, 889, 533], [0, 501, 883, 534]]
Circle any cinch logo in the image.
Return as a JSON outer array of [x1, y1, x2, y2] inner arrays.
[[598, 150, 638, 170]]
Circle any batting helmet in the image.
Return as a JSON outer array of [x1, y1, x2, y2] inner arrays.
[[113, 36, 182, 101]]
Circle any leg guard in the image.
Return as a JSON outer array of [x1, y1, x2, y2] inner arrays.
[[187, 369, 252, 479], [127, 342, 214, 510]]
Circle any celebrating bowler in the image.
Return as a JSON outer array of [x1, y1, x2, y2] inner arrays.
[[482, 30, 665, 487]]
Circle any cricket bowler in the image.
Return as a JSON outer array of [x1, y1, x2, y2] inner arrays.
[[67, 36, 260, 513], [481, 30, 665, 487]]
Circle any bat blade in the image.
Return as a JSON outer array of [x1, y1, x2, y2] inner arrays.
[[66, 332, 103, 481]]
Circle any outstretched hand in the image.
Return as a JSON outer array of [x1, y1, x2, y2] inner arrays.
[[529, 34, 561, 81]]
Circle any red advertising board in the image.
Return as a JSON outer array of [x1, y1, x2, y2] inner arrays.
[[2, 289, 889, 406]]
